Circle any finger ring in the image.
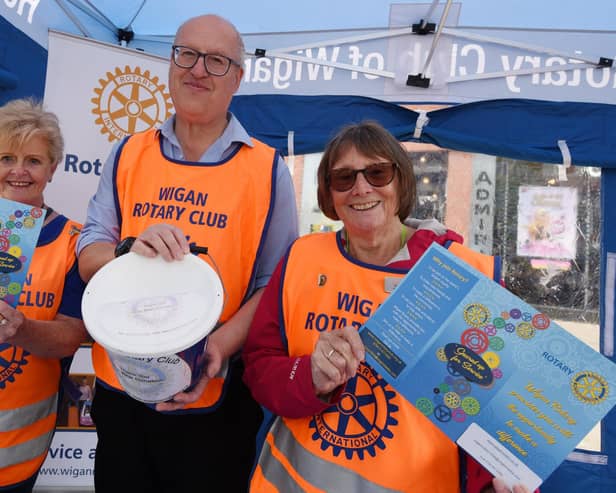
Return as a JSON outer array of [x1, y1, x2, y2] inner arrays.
[[326, 348, 336, 359]]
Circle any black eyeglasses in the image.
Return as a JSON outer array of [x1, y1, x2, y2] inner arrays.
[[171, 45, 241, 76], [328, 162, 397, 192]]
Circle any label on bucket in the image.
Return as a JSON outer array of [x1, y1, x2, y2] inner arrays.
[[99, 293, 201, 343], [109, 353, 193, 403], [131, 295, 179, 325]]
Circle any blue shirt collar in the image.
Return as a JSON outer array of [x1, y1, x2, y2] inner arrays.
[[159, 112, 254, 161]]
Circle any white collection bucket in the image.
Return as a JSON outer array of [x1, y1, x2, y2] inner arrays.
[[82, 252, 224, 403]]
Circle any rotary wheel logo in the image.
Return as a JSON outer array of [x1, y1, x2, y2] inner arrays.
[[91, 66, 174, 142], [571, 371, 609, 404], [309, 363, 399, 460], [0, 344, 29, 389]]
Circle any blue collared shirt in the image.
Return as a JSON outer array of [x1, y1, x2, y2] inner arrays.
[[77, 113, 299, 295]]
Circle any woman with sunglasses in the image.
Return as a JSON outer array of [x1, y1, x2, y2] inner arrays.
[[243, 121, 530, 493]]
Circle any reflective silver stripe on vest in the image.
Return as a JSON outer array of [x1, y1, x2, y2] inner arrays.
[[0, 393, 58, 468], [0, 393, 58, 432], [259, 438, 306, 493], [0, 428, 55, 468], [260, 417, 401, 493]]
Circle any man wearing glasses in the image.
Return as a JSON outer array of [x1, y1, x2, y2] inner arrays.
[[77, 14, 298, 493]]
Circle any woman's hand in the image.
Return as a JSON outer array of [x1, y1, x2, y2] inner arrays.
[[0, 301, 25, 343], [491, 477, 531, 493], [0, 301, 86, 358], [311, 326, 365, 399]]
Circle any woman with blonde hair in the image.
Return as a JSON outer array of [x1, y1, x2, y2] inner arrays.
[[0, 98, 87, 493]]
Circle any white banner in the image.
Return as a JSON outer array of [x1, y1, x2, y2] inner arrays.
[[35, 346, 96, 488], [36, 431, 97, 487], [44, 31, 173, 224], [38, 31, 174, 490]]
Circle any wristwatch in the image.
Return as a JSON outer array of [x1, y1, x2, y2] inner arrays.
[[114, 236, 136, 257]]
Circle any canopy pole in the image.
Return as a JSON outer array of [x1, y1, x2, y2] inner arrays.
[[407, 0, 454, 88], [447, 62, 604, 84], [54, 0, 92, 38], [442, 27, 614, 67], [254, 50, 396, 79], [265, 26, 416, 54], [81, 0, 118, 31], [125, 0, 148, 30], [61, 0, 117, 33], [420, 0, 441, 31]]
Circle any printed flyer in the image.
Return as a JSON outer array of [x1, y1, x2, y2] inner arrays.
[[360, 243, 616, 491], [0, 198, 45, 307]]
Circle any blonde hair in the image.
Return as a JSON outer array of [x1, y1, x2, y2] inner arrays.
[[0, 98, 64, 164]]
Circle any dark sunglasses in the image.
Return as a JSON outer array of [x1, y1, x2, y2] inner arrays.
[[328, 162, 397, 192]]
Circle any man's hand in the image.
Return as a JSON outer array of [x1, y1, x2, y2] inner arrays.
[[132, 224, 189, 261], [155, 337, 224, 412]]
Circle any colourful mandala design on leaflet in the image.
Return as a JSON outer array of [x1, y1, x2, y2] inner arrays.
[[516, 322, 536, 340], [452, 377, 471, 396], [461, 328, 489, 354], [310, 363, 399, 460], [443, 391, 461, 409], [532, 313, 551, 330], [414, 303, 554, 426], [0, 206, 41, 305], [484, 324, 497, 336], [482, 351, 501, 369]]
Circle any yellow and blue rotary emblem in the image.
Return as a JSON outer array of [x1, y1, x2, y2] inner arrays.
[[570, 371, 609, 405]]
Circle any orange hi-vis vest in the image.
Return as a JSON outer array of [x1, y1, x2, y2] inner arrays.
[[92, 129, 277, 411], [252, 232, 497, 493], [0, 217, 81, 488]]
